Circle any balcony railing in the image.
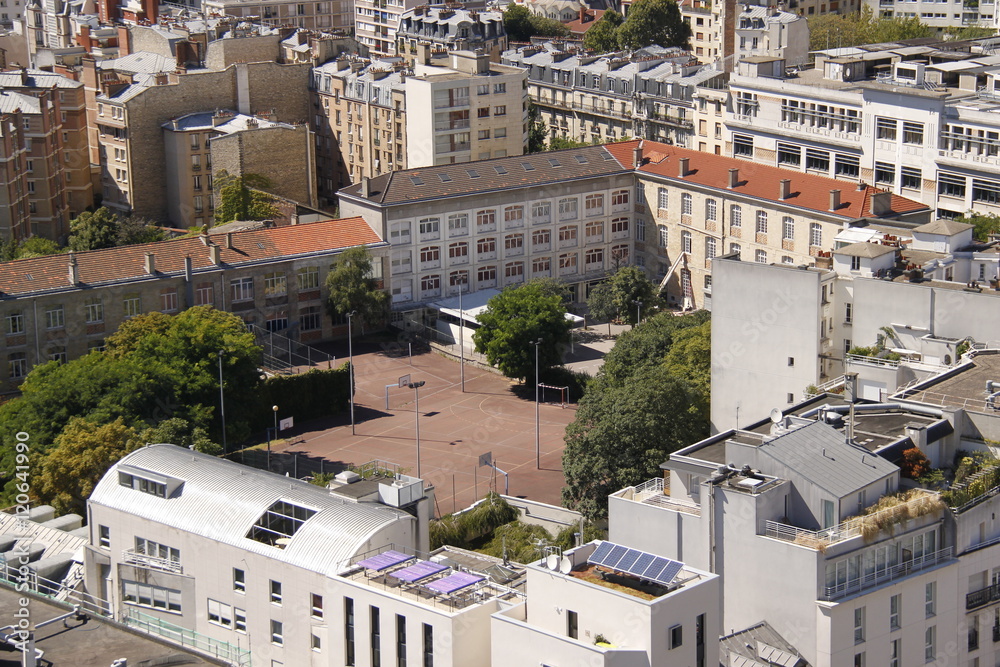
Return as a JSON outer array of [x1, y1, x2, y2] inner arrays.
[[822, 547, 953, 601], [122, 549, 183, 574], [967, 582, 1000, 611]]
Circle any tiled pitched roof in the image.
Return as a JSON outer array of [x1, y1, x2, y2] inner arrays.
[[340, 145, 631, 205], [0, 218, 382, 298], [564, 9, 606, 33], [615, 139, 928, 220], [913, 219, 973, 236]]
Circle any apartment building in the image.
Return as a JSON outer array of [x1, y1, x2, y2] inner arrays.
[[354, 0, 421, 56], [709, 215, 1000, 431], [626, 140, 930, 310], [82, 48, 311, 223], [726, 39, 1000, 219], [337, 143, 637, 310], [0, 69, 93, 240], [311, 50, 527, 200], [611, 369, 1000, 667], [163, 110, 316, 227], [864, 0, 996, 30], [396, 5, 507, 62], [202, 0, 353, 32], [0, 219, 386, 394], [502, 43, 724, 147], [0, 110, 29, 241]]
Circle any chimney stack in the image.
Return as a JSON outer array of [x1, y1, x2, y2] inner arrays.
[[870, 191, 892, 216], [225, 232, 234, 249], [67, 251, 78, 285], [184, 255, 192, 282], [209, 244, 221, 265], [844, 371, 859, 403], [144, 252, 155, 274], [829, 189, 841, 211], [361, 176, 371, 198], [200, 228, 210, 245], [633, 143, 643, 167], [857, 181, 866, 192], [678, 157, 689, 177], [779, 179, 791, 200], [728, 168, 739, 189]]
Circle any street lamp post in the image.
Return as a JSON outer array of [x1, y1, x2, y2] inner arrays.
[[347, 310, 356, 435], [532, 338, 542, 470], [217, 350, 227, 455], [410, 380, 426, 478], [634, 299, 643, 327], [458, 281, 466, 393], [268, 404, 278, 470]]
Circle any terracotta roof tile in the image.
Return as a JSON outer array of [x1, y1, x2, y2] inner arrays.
[[617, 139, 929, 220], [0, 218, 382, 298]]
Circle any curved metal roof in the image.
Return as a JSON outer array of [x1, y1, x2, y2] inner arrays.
[[90, 444, 414, 575]]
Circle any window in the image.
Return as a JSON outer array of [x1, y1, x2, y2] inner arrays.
[[567, 610, 578, 639], [836, 154, 860, 179], [972, 179, 1000, 205], [476, 210, 496, 231], [584, 249, 603, 267], [122, 581, 182, 613], [160, 289, 178, 312], [5, 310, 23, 335], [494, 105, 506, 116], [730, 243, 741, 258], [612, 189, 629, 207], [419, 217, 440, 237], [854, 607, 865, 643], [312, 593, 323, 619], [270, 580, 282, 604], [876, 117, 897, 141], [706, 199, 717, 221], [730, 205, 742, 228], [313, 633, 322, 651], [658, 226, 668, 247], [681, 231, 692, 253], [231, 277, 254, 302], [371, 606, 381, 667], [558, 198, 578, 220], [209, 599, 233, 628], [756, 211, 768, 234], [233, 568, 246, 593], [636, 218, 645, 242], [477, 266, 496, 284], [755, 249, 767, 263], [45, 306, 64, 330], [195, 283, 214, 306], [297, 266, 320, 290], [271, 619, 284, 646], [505, 261, 524, 280], [346, 598, 356, 666], [420, 246, 441, 266], [733, 134, 753, 157], [99, 525, 110, 549], [875, 162, 895, 186], [939, 173, 966, 198], [681, 193, 692, 215], [777, 143, 801, 167], [611, 218, 629, 236], [448, 214, 468, 236], [421, 275, 441, 295], [806, 149, 830, 172], [657, 187, 669, 210], [890, 639, 900, 667], [846, 303, 853, 324], [585, 194, 604, 215], [505, 234, 524, 254], [532, 257, 551, 275], [397, 614, 407, 667], [264, 272, 287, 297], [854, 652, 865, 667], [669, 624, 683, 649], [423, 623, 433, 667], [810, 223, 822, 247], [8, 353, 26, 379], [449, 242, 469, 262], [531, 202, 550, 223], [925, 581, 936, 617], [85, 298, 103, 323], [782, 217, 794, 241], [902, 121, 924, 145], [924, 625, 935, 662], [504, 206, 524, 227], [477, 238, 496, 257], [532, 229, 551, 248], [901, 167, 921, 190], [706, 237, 717, 260]]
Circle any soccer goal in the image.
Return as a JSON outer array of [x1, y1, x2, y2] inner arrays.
[[538, 384, 569, 408]]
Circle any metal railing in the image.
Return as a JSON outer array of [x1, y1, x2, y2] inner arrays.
[[123, 608, 252, 666], [248, 323, 336, 375], [846, 353, 900, 368], [968, 583, 1000, 610], [122, 549, 183, 574], [822, 547, 953, 601]]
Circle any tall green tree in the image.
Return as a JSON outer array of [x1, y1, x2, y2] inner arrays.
[[562, 366, 708, 519], [586, 282, 618, 335], [473, 281, 572, 381], [68, 207, 119, 251], [325, 246, 389, 330], [662, 320, 711, 407], [606, 266, 661, 327], [600, 310, 710, 387], [530, 15, 571, 37], [583, 9, 624, 52], [958, 212, 1000, 243], [808, 6, 932, 51], [214, 171, 280, 224], [527, 102, 547, 154], [117, 215, 165, 246], [15, 237, 63, 258], [503, 4, 535, 41], [617, 0, 691, 50]]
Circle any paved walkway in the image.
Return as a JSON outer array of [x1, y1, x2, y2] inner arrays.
[[270, 338, 578, 515]]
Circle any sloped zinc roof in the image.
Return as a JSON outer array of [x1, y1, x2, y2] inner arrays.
[[758, 421, 897, 499], [91, 445, 414, 576]]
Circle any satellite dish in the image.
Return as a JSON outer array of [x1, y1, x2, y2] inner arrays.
[[559, 557, 572, 574], [546, 554, 560, 570], [770, 408, 783, 424]]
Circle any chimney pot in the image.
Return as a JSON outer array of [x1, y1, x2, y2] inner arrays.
[[779, 179, 791, 200], [728, 168, 739, 189], [361, 177, 371, 198], [144, 252, 155, 274], [678, 157, 690, 177], [67, 251, 78, 285], [209, 244, 221, 265], [226, 232, 233, 249], [632, 144, 643, 167], [829, 189, 841, 211], [870, 191, 892, 216]]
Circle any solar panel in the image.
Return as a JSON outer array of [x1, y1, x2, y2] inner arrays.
[[358, 550, 412, 572], [604, 545, 629, 569], [587, 541, 614, 565], [617, 549, 641, 573], [632, 552, 655, 574], [643, 557, 670, 581], [393, 560, 447, 583], [426, 572, 484, 595], [657, 560, 684, 585]]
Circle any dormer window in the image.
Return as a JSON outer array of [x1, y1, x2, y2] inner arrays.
[[117, 465, 183, 498]]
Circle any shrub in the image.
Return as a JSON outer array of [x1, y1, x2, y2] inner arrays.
[[900, 447, 931, 479]]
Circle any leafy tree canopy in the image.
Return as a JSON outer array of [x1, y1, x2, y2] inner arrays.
[[600, 310, 709, 387], [503, 4, 535, 41], [605, 265, 662, 326], [808, 6, 932, 51], [473, 281, 573, 381], [116, 215, 165, 246], [583, 9, 624, 52], [958, 212, 1000, 243], [213, 171, 280, 224], [616, 0, 691, 50], [586, 282, 618, 335], [547, 136, 594, 151], [325, 246, 389, 330], [528, 102, 547, 154], [562, 365, 708, 519], [68, 207, 119, 251]]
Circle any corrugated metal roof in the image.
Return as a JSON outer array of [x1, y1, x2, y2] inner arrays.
[[91, 445, 414, 576], [759, 421, 897, 499]]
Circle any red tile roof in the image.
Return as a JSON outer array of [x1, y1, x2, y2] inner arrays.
[[564, 9, 606, 34], [606, 139, 929, 220], [0, 217, 382, 297]]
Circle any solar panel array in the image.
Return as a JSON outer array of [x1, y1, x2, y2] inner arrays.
[[587, 541, 684, 587]]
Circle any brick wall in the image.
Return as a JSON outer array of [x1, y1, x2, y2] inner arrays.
[[210, 125, 316, 207]]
